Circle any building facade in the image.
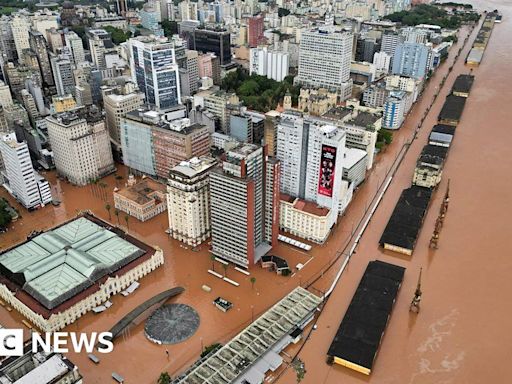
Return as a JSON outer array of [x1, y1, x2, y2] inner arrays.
[[249, 47, 289, 82], [114, 177, 167, 221]]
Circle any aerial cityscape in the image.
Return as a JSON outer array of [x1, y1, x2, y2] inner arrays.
[[0, 0, 509, 383]]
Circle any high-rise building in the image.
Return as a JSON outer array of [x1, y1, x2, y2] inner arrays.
[[373, 51, 392, 73], [11, 14, 31, 64], [129, 36, 181, 111], [87, 29, 113, 69], [64, 30, 86, 64], [0, 81, 13, 108], [121, 107, 211, 179], [296, 27, 353, 100], [381, 32, 405, 59], [392, 42, 430, 80], [210, 144, 280, 268], [116, 0, 128, 16], [46, 27, 64, 53], [0, 16, 17, 62], [0, 132, 52, 209], [203, 90, 240, 133], [50, 53, 75, 97], [179, 49, 199, 97], [29, 30, 54, 86], [194, 28, 232, 65], [248, 15, 265, 47], [103, 81, 145, 152], [383, 90, 408, 130], [250, 47, 289, 82], [46, 108, 115, 185], [167, 156, 217, 246]]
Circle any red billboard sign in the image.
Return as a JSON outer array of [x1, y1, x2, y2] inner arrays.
[[318, 145, 337, 197]]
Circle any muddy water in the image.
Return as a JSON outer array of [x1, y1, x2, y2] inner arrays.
[[276, 2, 512, 384]]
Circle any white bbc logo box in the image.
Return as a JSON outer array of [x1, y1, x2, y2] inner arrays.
[[0, 329, 24, 357]]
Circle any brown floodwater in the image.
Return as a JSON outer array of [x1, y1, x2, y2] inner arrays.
[[0, 2, 509, 383], [276, 1, 512, 383]]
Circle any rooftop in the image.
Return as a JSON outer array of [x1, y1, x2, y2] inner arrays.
[[170, 157, 217, 179], [347, 111, 380, 127], [452, 74, 475, 95], [280, 194, 331, 217], [344, 148, 367, 169], [438, 94, 466, 123], [115, 178, 166, 206]]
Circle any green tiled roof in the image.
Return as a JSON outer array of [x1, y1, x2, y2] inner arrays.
[[0, 217, 145, 310]]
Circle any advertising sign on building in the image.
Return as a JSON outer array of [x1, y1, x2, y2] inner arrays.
[[318, 144, 337, 197]]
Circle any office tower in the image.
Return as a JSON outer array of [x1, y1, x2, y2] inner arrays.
[[50, 53, 75, 97], [167, 156, 217, 246], [29, 30, 54, 86], [0, 132, 52, 209], [194, 28, 232, 65], [229, 108, 264, 144], [140, 1, 164, 36], [249, 47, 289, 82], [392, 42, 430, 80], [103, 82, 145, 153], [373, 51, 391, 73], [203, 90, 240, 133], [87, 29, 113, 69], [296, 27, 353, 100], [0, 81, 13, 108], [210, 144, 280, 268], [0, 16, 16, 62], [46, 27, 64, 53], [179, 50, 199, 97], [120, 107, 210, 179], [11, 14, 31, 64], [46, 108, 115, 185], [20, 89, 40, 124], [64, 30, 86, 64], [383, 90, 408, 129], [4, 63, 42, 100], [129, 36, 181, 111], [381, 31, 405, 59], [248, 15, 264, 47], [180, 0, 198, 21]]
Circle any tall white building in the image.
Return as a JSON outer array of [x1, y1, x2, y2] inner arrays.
[[0, 133, 52, 209], [129, 36, 181, 111], [11, 14, 31, 64], [167, 156, 217, 246], [249, 47, 289, 82], [46, 109, 115, 185], [50, 53, 75, 97], [373, 51, 391, 73], [0, 81, 13, 108], [296, 27, 353, 100], [65, 31, 86, 64]]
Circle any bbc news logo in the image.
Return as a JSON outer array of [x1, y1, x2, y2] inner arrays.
[[0, 329, 113, 357]]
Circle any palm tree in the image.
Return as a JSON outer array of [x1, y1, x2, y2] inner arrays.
[[210, 255, 216, 271], [105, 204, 111, 220], [157, 372, 171, 384], [99, 182, 108, 201], [250, 277, 256, 290], [222, 263, 228, 278], [124, 214, 129, 230], [114, 209, 120, 225], [91, 179, 98, 198]]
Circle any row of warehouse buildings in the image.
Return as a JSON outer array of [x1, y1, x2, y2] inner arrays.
[[466, 11, 499, 66], [380, 74, 475, 256]]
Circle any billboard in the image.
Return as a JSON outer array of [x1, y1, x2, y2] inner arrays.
[[318, 145, 337, 197]]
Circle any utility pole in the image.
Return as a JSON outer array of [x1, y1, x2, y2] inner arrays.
[[410, 267, 423, 313]]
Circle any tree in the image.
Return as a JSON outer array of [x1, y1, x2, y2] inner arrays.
[[99, 182, 108, 202], [124, 214, 129, 230], [104, 26, 131, 45], [222, 263, 228, 278], [157, 372, 171, 384], [292, 358, 306, 383], [114, 209, 120, 225], [250, 277, 256, 290], [210, 255, 216, 271], [105, 204, 111, 221], [0, 200, 12, 229], [161, 20, 178, 37]]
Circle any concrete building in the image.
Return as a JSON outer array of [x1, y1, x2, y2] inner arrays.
[[46, 109, 115, 185], [0, 81, 13, 108], [373, 51, 392, 73], [114, 176, 167, 221], [179, 49, 200, 97], [296, 27, 353, 99], [392, 42, 430, 80], [342, 148, 367, 187], [0, 213, 164, 331], [87, 29, 113, 69], [121, 107, 210, 179], [0, 133, 52, 209], [51, 94, 76, 113], [0, 347, 83, 384], [203, 90, 240, 133], [46, 28, 64, 53], [11, 14, 31, 64], [29, 30, 54, 86], [194, 28, 231, 65], [64, 30, 86, 64], [249, 47, 289, 82], [362, 82, 389, 108], [50, 53, 75, 97], [383, 90, 408, 130], [129, 36, 181, 111], [248, 15, 265, 47], [210, 144, 280, 268], [381, 32, 404, 59], [297, 88, 337, 116], [103, 82, 145, 152], [229, 108, 264, 144], [167, 156, 217, 246]]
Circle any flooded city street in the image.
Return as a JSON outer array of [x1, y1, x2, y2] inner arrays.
[[0, 1, 510, 383], [277, 1, 512, 383]]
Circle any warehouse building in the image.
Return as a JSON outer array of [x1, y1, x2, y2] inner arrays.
[[451, 74, 474, 97], [437, 95, 466, 126], [0, 213, 164, 331], [429, 124, 455, 147], [412, 145, 449, 188]]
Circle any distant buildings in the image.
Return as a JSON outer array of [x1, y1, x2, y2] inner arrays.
[[210, 144, 280, 268], [46, 109, 115, 185], [0, 132, 52, 209], [167, 156, 217, 246], [114, 176, 167, 221], [249, 47, 289, 82], [129, 36, 181, 111], [296, 27, 353, 100]]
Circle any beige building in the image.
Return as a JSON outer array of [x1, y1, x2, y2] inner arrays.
[[203, 90, 240, 133], [114, 177, 167, 222], [0, 214, 164, 332], [52, 94, 77, 113], [298, 88, 337, 115], [279, 194, 334, 244], [103, 82, 145, 151], [46, 108, 115, 185], [167, 157, 217, 246]]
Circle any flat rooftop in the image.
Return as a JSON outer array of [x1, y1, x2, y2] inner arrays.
[[327, 260, 405, 375], [452, 74, 475, 95], [438, 95, 466, 123], [170, 157, 217, 179], [0, 214, 154, 317], [344, 148, 367, 169], [115, 178, 166, 205], [347, 111, 380, 127]]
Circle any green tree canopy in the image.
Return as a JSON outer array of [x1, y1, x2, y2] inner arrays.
[[104, 26, 132, 45]]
